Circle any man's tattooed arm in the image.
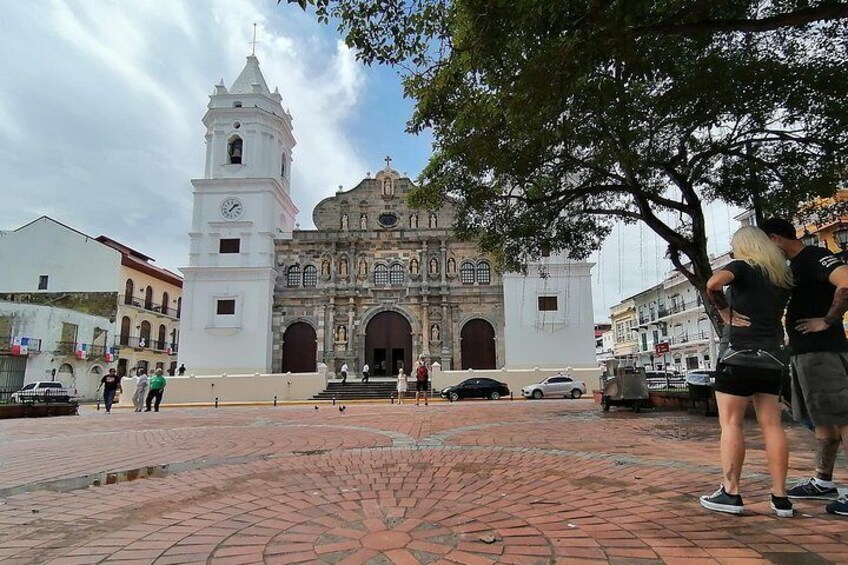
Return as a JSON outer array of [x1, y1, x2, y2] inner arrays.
[[823, 286, 848, 327]]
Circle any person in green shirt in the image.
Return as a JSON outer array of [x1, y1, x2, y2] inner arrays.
[[145, 368, 167, 412]]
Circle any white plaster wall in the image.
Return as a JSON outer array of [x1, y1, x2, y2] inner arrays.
[[503, 259, 597, 369], [177, 268, 276, 375], [117, 370, 326, 405], [0, 218, 121, 293], [0, 301, 114, 399]]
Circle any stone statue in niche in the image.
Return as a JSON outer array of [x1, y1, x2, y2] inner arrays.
[[430, 324, 440, 342], [429, 257, 439, 275], [360, 214, 367, 230], [321, 260, 330, 278], [410, 257, 419, 274], [409, 213, 418, 229], [429, 213, 438, 228], [341, 213, 349, 231], [339, 259, 349, 278], [358, 258, 367, 277], [447, 257, 456, 274], [336, 325, 347, 343]]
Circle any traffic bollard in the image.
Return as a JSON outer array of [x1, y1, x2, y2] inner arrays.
[[332, 395, 336, 406], [215, 397, 219, 408], [510, 392, 514, 401], [96, 398, 101, 411], [274, 395, 278, 407], [390, 393, 394, 404]]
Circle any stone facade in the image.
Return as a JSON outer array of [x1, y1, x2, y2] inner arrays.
[[273, 165, 503, 375]]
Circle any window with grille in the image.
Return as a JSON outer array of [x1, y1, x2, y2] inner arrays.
[[460, 262, 475, 284], [286, 265, 301, 287], [303, 265, 317, 287], [390, 264, 405, 286], [476, 261, 491, 285], [374, 264, 389, 285], [538, 296, 558, 311]]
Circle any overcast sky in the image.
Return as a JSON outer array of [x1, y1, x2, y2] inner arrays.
[[0, 0, 740, 323]]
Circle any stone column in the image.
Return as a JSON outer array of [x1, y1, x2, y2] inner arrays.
[[440, 240, 447, 285], [347, 297, 355, 354], [421, 296, 430, 357]]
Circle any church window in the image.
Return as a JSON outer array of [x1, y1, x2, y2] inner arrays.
[[216, 299, 236, 315], [374, 264, 389, 285], [219, 238, 240, 253], [303, 265, 317, 287], [378, 212, 398, 229], [460, 261, 475, 285], [286, 265, 301, 287], [38, 275, 49, 290], [390, 264, 405, 286], [233, 101, 242, 108], [281, 151, 286, 177], [227, 136, 243, 164], [124, 279, 134, 304], [476, 261, 491, 285], [538, 296, 558, 312]]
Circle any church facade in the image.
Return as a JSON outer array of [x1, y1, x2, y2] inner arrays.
[[178, 56, 597, 377]]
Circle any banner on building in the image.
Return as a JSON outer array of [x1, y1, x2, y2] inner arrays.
[[75, 343, 89, 360], [11, 337, 29, 356]]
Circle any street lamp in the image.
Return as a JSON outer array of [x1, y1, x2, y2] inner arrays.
[[800, 229, 819, 247], [833, 223, 848, 260]]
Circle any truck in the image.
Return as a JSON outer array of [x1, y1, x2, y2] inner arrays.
[[10, 381, 76, 403]]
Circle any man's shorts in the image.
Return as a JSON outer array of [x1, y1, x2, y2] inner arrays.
[[416, 379, 428, 392], [790, 352, 848, 427], [714, 365, 783, 397]]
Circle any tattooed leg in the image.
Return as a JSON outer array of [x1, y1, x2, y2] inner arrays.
[[814, 434, 842, 482]]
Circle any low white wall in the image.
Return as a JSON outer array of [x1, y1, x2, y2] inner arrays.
[[118, 367, 327, 405], [431, 364, 602, 394]]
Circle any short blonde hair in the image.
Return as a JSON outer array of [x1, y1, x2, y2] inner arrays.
[[731, 226, 793, 289]]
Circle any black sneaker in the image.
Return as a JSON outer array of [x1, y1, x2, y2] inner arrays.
[[826, 495, 848, 517], [700, 486, 744, 515], [787, 477, 838, 500], [770, 495, 794, 518]]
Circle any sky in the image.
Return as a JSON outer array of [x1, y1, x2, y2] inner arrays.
[[0, 0, 740, 323]]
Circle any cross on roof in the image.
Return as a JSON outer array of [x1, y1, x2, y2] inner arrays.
[[384, 155, 392, 169]]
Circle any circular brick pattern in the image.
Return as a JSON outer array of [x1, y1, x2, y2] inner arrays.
[[361, 531, 413, 551]]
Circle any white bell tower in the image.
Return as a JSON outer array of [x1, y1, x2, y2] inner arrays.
[[179, 55, 298, 375]]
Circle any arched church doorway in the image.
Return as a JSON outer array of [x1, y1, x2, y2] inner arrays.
[[460, 319, 496, 370], [365, 311, 412, 376], [281, 323, 317, 373]]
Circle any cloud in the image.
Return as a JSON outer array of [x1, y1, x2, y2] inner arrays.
[[0, 0, 367, 273]]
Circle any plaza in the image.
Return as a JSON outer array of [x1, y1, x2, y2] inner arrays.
[[1, 400, 846, 564]]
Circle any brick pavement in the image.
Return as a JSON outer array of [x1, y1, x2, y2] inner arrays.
[[0, 400, 846, 564]]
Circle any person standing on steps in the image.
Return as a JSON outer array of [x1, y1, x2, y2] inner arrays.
[[699, 226, 794, 518], [340, 362, 349, 385], [145, 368, 167, 412], [415, 360, 429, 406], [362, 362, 370, 383], [762, 217, 848, 517], [396, 367, 407, 404], [132, 369, 149, 413], [98, 368, 122, 414]]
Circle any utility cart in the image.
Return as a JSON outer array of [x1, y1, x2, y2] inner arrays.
[[600, 363, 649, 413]]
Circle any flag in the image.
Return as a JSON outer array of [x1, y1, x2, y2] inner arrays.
[[11, 337, 21, 356], [75, 343, 88, 360], [166, 344, 173, 355], [104, 347, 114, 363]]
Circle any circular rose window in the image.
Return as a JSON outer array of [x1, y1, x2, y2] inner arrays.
[[378, 212, 399, 228]]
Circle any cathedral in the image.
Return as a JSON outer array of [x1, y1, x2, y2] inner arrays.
[[178, 55, 597, 377]]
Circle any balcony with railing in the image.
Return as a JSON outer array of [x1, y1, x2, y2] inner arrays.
[[0, 337, 42, 355], [54, 341, 107, 358], [119, 295, 181, 319], [656, 298, 702, 321], [115, 335, 178, 354], [667, 331, 711, 347]]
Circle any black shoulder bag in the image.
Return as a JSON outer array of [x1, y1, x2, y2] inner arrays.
[[718, 304, 786, 372]]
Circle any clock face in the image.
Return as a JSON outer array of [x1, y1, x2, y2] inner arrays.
[[220, 197, 244, 220]]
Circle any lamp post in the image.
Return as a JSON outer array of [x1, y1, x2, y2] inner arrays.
[[833, 223, 848, 261]]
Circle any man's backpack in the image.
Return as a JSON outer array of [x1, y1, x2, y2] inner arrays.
[[416, 364, 429, 381]]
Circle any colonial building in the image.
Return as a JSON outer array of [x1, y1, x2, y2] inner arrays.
[[178, 55, 597, 377]]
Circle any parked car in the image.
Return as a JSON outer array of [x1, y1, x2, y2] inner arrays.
[[10, 381, 75, 403], [440, 378, 510, 401], [522, 374, 587, 399]]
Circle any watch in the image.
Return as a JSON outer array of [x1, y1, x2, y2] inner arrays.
[[220, 197, 244, 220]]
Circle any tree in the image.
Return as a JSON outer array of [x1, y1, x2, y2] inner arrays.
[[286, 0, 848, 330]]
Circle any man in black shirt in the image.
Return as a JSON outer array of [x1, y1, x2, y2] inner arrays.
[[762, 217, 848, 517]]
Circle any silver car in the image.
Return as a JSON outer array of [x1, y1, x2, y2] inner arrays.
[[522, 374, 587, 400]]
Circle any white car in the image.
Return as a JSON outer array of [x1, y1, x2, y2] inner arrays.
[[10, 381, 75, 403], [522, 374, 587, 400]]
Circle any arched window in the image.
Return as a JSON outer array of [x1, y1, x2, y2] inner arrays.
[[227, 136, 243, 164], [120, 316, 131, 346], [140, 321, 151, 346], [124, 279, 134, 305], [374, 264, 389, 285], [286, 265, 301, 287], [144, 286, 153, 310], [162, 292, 170, 315], [176, 297, 182, 318], [390, 264, 405, 286], [157, 324, 166, 350], [476, 261, 491, 285], [281, 151, 286, 177], [303, 265, 317, 287], [460, 261, 476, 285], [233, 101, 242, 108]]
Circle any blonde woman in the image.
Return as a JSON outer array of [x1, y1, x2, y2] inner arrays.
[[700, 226, 794, 518], [396, 368, 408, 404]]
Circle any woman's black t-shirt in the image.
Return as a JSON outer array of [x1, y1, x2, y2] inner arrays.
[[722, 260, 789, 351]]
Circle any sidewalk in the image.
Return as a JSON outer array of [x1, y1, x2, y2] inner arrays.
[[0, 401, 845, 564]]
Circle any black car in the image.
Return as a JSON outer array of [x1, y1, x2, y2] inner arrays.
[[440, 378, 510, 401]]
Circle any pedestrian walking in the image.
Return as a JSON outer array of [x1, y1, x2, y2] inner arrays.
[[415, 360, 429, 406], [762, 217, 848, 517], [340, 362, 349, 384], [97, 368, 122, 414], [177, 364, 186, 376], [700, 226, 794, 517], [396, 368, 407, 404], [362, 363, 370, 383], [133, 370, 149, 412], [145, 368, 167, 412]]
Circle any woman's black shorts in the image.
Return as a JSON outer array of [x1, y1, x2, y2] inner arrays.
[[713, 365, 783, 397]]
